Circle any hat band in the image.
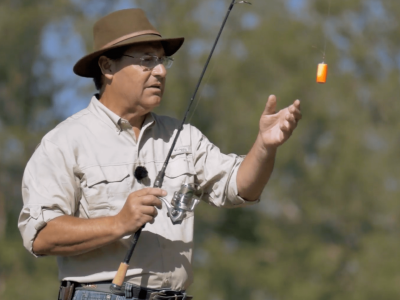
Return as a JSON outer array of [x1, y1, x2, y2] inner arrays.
[[100, 30, 161, 50]]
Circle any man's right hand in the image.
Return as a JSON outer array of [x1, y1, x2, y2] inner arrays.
[[114, 188, 166, 236], [33, 188, 166, 256]]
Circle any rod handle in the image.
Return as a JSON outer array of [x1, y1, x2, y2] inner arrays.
[[112, 262, 129, 288]]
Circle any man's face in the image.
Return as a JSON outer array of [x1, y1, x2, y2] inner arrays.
[[111, 42, 167, 113]]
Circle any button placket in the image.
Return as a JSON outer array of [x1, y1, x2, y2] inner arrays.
[[120, 119, 137, 144]]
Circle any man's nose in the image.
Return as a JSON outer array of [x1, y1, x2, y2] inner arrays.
[[151, 63, 167, 77]]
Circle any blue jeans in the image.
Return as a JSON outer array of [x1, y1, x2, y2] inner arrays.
[[72, 286, 190, 300], [73, 290, 128, 300]]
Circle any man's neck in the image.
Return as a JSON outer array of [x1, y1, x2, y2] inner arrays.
[[98, 91, 148, 139]]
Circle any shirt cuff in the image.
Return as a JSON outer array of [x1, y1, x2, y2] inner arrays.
[[18, 205, 64, 258], [225, 157, 260, 207]]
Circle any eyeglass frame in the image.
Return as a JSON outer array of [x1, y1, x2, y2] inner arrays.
[[122, 54, 174, 70]]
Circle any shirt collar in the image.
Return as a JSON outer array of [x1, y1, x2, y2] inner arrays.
[[87, 95, 155, 134]]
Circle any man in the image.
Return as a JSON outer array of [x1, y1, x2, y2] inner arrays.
[[19, 8, 301, 300]]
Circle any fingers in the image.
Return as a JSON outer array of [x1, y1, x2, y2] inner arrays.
[[127, 192, 163, 209], [139, 194, 163, 209], [263, 96, 301, 120], [118, 188, 167, 232], [280, 120, 295, 133], [280, 100, 301, 133], [140, 205, 159, 224], [140, 205, 158, 218], [132, 187, 167, 198], [262, 95, 277, 115], [280, 115, 297, 132], [127, 206, 158, 226], [130, 205, 159, 225], [289, 100, 302, 121]]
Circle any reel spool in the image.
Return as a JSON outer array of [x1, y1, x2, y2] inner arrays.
[[159, 183, 203, 224]]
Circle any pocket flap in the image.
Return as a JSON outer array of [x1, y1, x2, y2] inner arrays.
[[171, 145, 191, 156], [85, 165, 130, 187], [165, 155, 196, 178]]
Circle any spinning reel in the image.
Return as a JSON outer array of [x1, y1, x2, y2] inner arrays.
[[159, 183, 203, 224]]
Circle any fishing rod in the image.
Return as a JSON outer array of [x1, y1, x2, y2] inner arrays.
[[110, 0, 251, 294]]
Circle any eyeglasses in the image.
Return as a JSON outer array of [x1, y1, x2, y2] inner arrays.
[[122, 54, 174, 70]]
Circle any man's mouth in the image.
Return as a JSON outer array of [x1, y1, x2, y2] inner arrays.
[[147, 84, 162, 90]]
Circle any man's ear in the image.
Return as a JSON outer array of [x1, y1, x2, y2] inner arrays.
[[98, 56, 114, 80]]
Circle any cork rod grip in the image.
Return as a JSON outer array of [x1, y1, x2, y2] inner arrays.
[[112, 262, 129, 287]]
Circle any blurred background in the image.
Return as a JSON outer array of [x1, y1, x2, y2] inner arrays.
[[1, 0, 400, 299]]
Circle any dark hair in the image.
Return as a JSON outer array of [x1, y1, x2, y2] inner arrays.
[[93, 45, 130, 91]]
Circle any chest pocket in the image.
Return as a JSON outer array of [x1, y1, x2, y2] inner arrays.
[[164, 150, 196, 191], [83, 165, 131, 198]]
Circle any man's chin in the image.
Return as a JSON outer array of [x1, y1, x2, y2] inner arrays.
[[143, 96, 162, 110]]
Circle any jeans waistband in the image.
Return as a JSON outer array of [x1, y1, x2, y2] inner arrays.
[[67, 281, 193, 300]]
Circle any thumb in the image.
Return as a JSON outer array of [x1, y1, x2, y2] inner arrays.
[[262, 95, 277, 115]]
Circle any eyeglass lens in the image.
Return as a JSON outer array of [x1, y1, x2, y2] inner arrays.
[[140, 55, 173, 69]]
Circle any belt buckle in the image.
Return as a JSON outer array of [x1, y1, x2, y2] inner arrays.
[[149, 291, 167, 300]]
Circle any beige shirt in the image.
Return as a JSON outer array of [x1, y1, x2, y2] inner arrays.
[[18, 96, 258, 290]]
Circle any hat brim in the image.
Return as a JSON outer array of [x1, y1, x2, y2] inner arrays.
[[73, 35, 184, 78]]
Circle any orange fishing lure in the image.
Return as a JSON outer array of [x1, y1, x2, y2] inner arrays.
[[316, 63, 328, 83]]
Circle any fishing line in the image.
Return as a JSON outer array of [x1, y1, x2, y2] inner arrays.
[[316, 0, 331, 84], [322, 0, 331, 62]]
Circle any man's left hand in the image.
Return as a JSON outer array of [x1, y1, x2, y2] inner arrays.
[[258, 95, 302, 149], [236, 94, 302, 200]]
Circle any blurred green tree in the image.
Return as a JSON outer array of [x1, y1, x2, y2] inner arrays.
[[0, 1, 90, 298]]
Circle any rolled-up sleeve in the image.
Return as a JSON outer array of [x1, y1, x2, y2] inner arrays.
[[18, 138, 78, 257], [190, 125, 260, 208]]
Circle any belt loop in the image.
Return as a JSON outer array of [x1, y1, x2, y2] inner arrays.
[[149, 291, 166, 300], [125, 282, 133, 299]]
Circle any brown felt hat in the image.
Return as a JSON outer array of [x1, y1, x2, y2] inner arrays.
[[73, 8, 184, 78]]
